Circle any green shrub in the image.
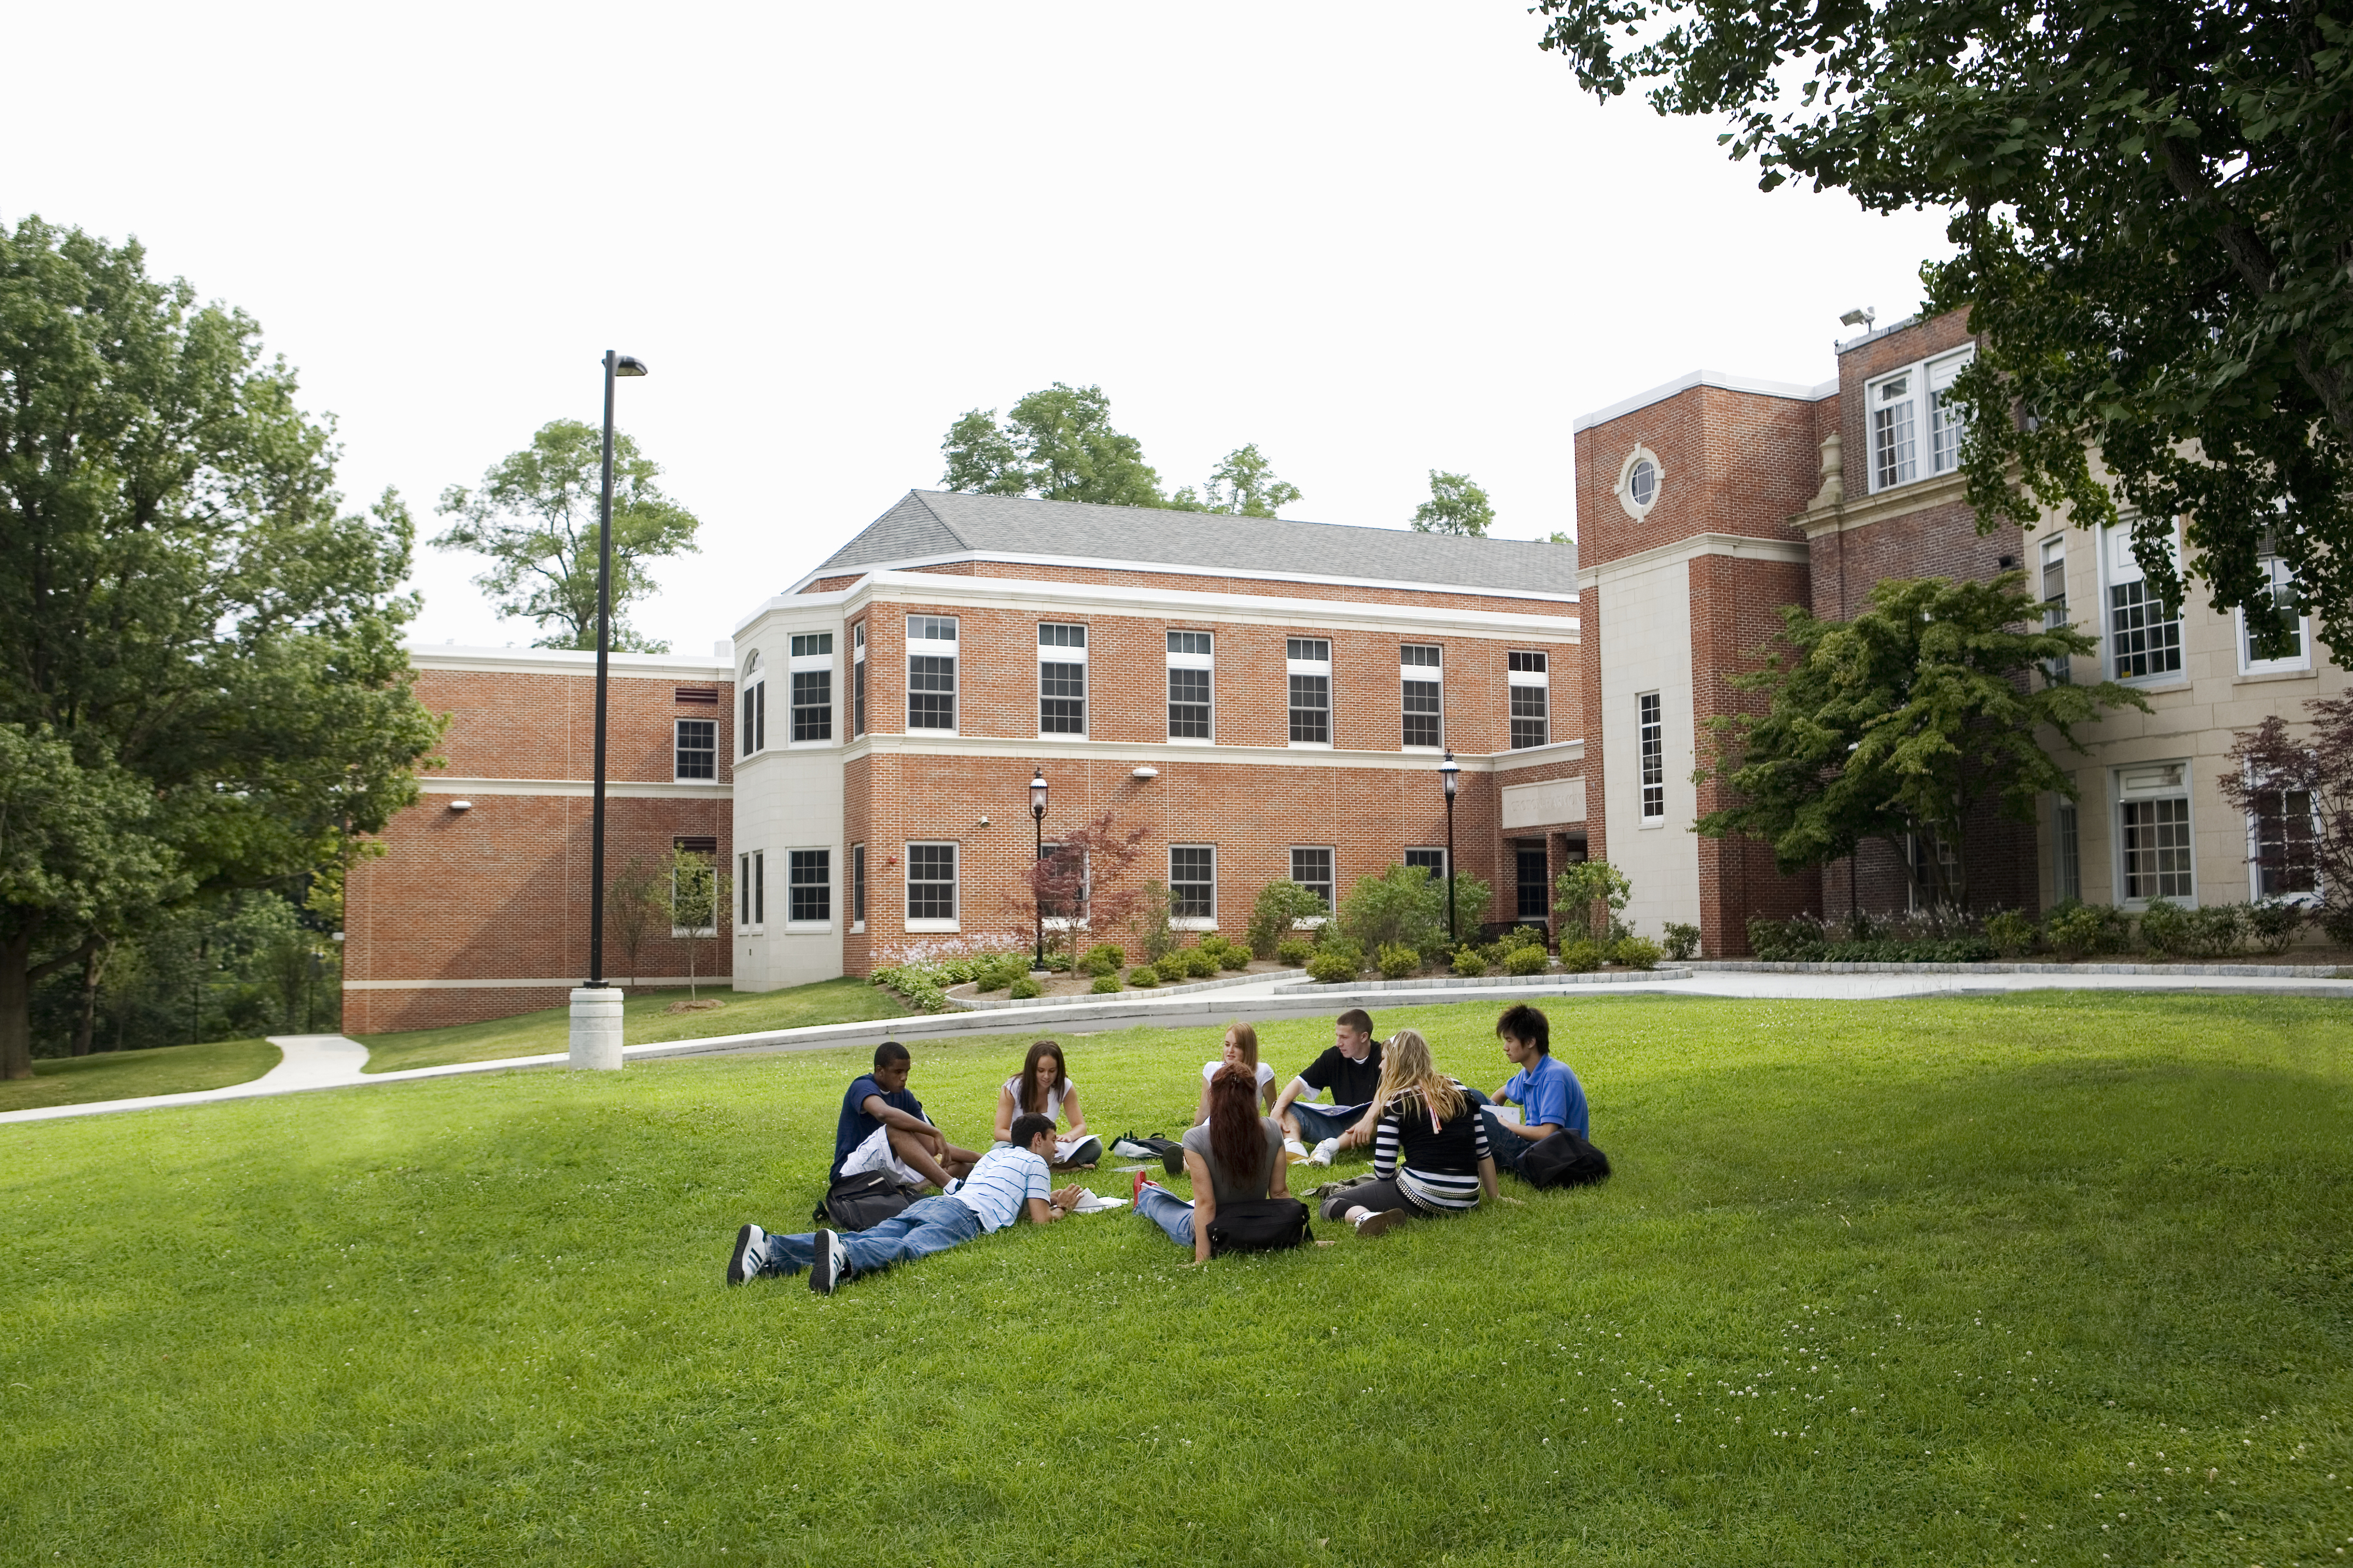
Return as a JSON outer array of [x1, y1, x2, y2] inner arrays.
[[1008, 976, 1043, 999], [2247, 900, 2305, 955], [1505, 943, 1552, 976], [1081, 944, 1124, 978], [1306, 949, 1359, 985], [1126, 966, 1160, 988], [1557, 938, 1607, 973], [2181, 902, 2245, 958], [1661, 920, 1701, 960], [1984, 909, 2037, 959], [1217, 943, 1251, 972], [1610, 936, 1662, 970], [1271, 938, 1310, 968], [1181, 948, 1219, 979], [1089, 973, 1121, 993], [2044, 900, 2128, 960], [1337, 863, 1447, 956], [1451, 945, 1489, 978], [2138, 898, 2192, 957], [1245, 879, 1327, 958], [1045, 952, 1072, 972], [1497, 923, 1547, 953], [1377, 942, 1419, 979], [1135, 879, 1178, 963], [1553, 860, 1632, 942]]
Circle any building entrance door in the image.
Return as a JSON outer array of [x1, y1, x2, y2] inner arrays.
[[1514, 842, 1550, 928]]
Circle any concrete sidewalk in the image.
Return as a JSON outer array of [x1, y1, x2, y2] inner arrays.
[[7, 967, 2344, 1127]]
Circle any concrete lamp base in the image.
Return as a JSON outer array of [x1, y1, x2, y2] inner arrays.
[[568, 987, 625, 1070]]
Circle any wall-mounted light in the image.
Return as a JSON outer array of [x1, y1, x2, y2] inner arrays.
[[1131, 766, 1159, 780], [978, 815, 991, 826], [449, 800, 474, 812]]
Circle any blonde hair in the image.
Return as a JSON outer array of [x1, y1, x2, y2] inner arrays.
[[1222, 1020, 1259, 1069], [1374, 1028, 1464, 1123]]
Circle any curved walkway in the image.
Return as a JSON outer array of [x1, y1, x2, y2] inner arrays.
[[6, 968, 2345, 1127]]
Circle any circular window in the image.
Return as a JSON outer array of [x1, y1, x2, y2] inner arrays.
[[1627, 459, 1658, 509]]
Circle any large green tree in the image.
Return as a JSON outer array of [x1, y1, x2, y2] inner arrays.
[[1694, 575, 2144, 909], [1532, 0, 2353, 666], [1168, 442, 1304, 518], [1411, 470, 1494, 536], [941, 383, 1304, 516], [434, 419, 700, 653], [0, 217, 442, 1079]]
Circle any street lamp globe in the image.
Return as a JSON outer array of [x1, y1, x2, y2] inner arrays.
[[1438, 750, 1460, 799], [1031, 769, 1048, 819]]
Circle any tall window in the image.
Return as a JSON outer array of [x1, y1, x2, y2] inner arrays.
[[675, 718, 716, 781], [788, 849, 831, 923], [851, 622, 866, 736], [851, 843, 866, 927], [741, 651, 766, 755], [1867, 347, 1974, 493], [2250, 787, 2317, 899], [2052, 799, 2081, 905], [1290, 846, 1334, 909], [2118, 762, 2193, 902], [1401, 644, 1442, 749], [1170, 845, 1216, 920], [2039, 535, 2071, 686], [907, 615, 957, 731], [906, 842, 958, 926], [1168, 630, 1213, 741], [790, 633, 833, 743], [1405, 848, 1447, 879], [1637, 692, 1664, 822], [738, 850, 764, 928], [1287, 638, 1330, 746], [1039, 623, 1086, 736], [2107, 523, 2182, 680], [2241, 543, 2308, 673], [1508, 650, 1548, 749]]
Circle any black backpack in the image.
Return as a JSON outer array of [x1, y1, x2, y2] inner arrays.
[[1519, 1130, 1612, 1189], [812, 1170, 916, 1232], [1206, 1197, 1312, 1256]]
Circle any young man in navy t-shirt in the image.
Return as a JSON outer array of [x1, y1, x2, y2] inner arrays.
[[1482, 1003, 1588, 1177], [829, 1040, 980, 1190]]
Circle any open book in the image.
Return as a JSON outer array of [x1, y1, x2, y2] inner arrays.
[[1054, 1134, 1103, 1167], [1071, 1189, 1127, 1214]]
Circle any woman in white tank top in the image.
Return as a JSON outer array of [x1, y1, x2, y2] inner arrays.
[[994, 1039, 1088, 1143]]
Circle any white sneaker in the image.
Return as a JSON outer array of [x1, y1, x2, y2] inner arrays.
[[726, 1223, 766, 1286], [808, 1229, 845, 1295], [1309, 1138, 1339, 1167], [1283, 1137, 1309, 1159]]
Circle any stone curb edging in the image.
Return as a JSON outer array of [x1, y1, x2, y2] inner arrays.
[[1684, 958, 2353, 979], [943, 968, 1307, 1010], [1272, 968, 1694, 995]]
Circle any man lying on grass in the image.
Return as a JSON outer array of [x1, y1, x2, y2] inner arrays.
[[731, 1114, 1088, 1294], [831, 1040, 981, 1192]]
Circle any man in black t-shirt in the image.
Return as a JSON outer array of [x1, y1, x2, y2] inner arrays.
[[1272, 1009, 1385, 1164], [829, 1041, 980, 1190]]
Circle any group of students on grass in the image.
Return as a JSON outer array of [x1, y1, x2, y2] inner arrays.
[[725, 1003, 1588, 1295]]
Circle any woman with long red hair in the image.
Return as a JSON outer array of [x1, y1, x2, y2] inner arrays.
[[1136, 1062, 1288, 1263]]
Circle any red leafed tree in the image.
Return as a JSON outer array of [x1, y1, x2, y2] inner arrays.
[[2219, 693, 2353, 945], [1005, 810, 1151, 966]]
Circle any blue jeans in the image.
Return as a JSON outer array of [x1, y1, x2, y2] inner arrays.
[[759, 1195, 982, 1279], [1479, 1105, 1539, 1177], [1134, 1182, 1195, 1249], [1288, 1100, 1369, 1145]]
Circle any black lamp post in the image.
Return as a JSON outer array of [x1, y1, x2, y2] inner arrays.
[[1029, 768, 1049, 970], [1438, 750, 1461, 943], [586, 350, 648, 991]]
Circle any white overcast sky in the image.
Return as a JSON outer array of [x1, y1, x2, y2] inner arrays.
[[14, 2, 1951, 654]]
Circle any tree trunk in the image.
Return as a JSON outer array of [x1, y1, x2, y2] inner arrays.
[[71, 940, 109, 1057], [1, 930, 35, 1081]]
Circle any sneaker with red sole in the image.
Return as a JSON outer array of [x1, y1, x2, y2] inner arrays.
[[1132, 1167, 1152, 1202]]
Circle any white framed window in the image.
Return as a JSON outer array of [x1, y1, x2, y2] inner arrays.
[[1290, 846, 1334, 909], [670, 835, 720, 936], [789, 633, 833, 744], [2039, 534, 2071, 686], [851, 842, 866, 930], [2106, 522, 2182, 681], [851, 622, 867, 737], [2237, 543, 2311, 675], [1401, 643, 1442, 750], [2247, 785, 2318, 902], [674, 718, 716, 782], [1168, 630, 1214, 742], [1637, 691, 1664, 823], [2052, 798, 2081, 905], [1508, 650, 1548, 749], [2115, 762, 2194, 904], [1866, 346, 1974, 493], [1287, 638, 1331, 747], [1169, 845, 1217, 926], [740, 650, 766, 756], [787, 848, 832, 927], [737, 849, 765, 931], [1627, 458, 1657, 508], [1405, 847, 1447, 880], [905, 841, 958, 930], [1039, 623, 1086, 736], [907, 616, 958, 732]]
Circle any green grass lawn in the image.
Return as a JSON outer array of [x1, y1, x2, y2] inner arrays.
[[6, 993, 2349, 1566], [356, 977, 909, 1073], [0, 1036, 281, 1113]]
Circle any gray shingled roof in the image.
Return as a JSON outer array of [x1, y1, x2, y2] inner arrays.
[[809, 490, 1577, 596]]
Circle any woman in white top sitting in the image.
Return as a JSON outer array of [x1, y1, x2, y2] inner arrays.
[[1194, 1020, 1278, 1124], [994, 1039, 1089, 1145]]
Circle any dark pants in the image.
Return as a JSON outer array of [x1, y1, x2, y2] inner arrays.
[[1317, 1176, 1444, 1223]]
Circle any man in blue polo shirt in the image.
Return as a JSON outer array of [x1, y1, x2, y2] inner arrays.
[[829, 1040, 981, 1190], [1481, 1002, 1588, 1178]]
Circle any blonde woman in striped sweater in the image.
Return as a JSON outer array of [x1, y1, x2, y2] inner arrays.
[[1319, 1029, 1498, 1238]]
